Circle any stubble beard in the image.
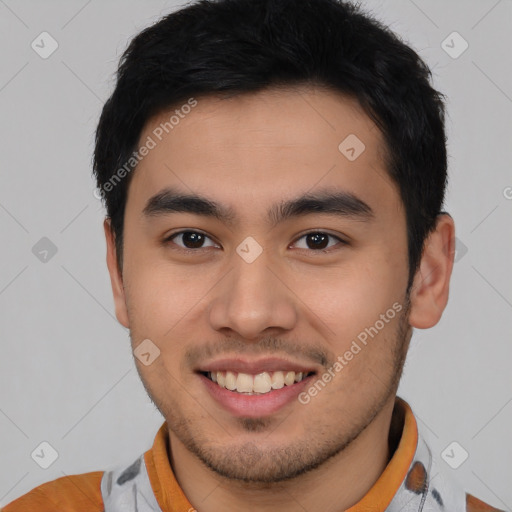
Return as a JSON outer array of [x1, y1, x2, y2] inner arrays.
[[134, 300, 412, 484]]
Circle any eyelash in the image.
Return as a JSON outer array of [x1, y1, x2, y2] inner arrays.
[[163, 230, 347, 254]]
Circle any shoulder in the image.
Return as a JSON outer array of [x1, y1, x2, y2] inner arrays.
[[1, 471, 104, 512], [466, 492, 506, 512]]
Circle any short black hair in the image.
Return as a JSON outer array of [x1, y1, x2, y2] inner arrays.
[[93, 0, 448, 289]]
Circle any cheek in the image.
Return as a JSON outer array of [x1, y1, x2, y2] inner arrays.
[[127, 269, 195, 332], [309, 266, 407, 393], [122, 243, 189, 332], [123, 253, 225, 353], [301, 251, 407, 345]]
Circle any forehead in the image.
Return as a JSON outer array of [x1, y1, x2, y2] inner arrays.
[[127, 85, 398, 222]]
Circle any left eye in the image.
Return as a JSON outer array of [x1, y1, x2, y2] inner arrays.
[[292, 232, 344, 251]]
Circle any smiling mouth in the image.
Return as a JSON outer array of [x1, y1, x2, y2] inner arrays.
[[200, 370, 315, 395]]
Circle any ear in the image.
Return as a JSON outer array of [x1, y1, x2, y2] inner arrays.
[[408, 214, 455, 329], [104, 218, 130, 328]]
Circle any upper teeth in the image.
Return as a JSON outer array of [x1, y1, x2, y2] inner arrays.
[[209, 371, 307, 394]]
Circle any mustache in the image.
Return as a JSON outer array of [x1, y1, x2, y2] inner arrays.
[[184, 337, 336, 370]]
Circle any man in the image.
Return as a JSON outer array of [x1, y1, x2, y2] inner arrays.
[[3, 0, 504, 511]]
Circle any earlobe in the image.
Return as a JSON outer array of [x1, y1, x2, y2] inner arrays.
[[408, 214, 455, 329], [103, 218, 130, 329]]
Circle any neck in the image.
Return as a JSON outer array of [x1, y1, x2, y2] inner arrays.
[[168, 395, 400, 512]]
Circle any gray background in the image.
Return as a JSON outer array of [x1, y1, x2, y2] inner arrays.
[[0, 0, 511, 509]]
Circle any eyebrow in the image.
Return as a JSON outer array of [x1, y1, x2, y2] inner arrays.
[[142, 186, 374, 228]]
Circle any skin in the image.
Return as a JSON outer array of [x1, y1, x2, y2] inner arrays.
[[104, 85, 455, 512]]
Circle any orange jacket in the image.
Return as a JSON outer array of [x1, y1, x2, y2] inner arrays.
[[2, 397, 504, 511]]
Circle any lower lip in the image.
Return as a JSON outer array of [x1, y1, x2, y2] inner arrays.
[[199, 373, 314, 417]]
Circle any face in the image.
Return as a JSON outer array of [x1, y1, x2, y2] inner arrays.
[[106, 86, 419, 483]]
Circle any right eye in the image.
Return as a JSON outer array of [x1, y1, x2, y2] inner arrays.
[[163, 230, 221, 251]]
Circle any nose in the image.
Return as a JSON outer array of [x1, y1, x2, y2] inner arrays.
[[208, 245, 298, 341]]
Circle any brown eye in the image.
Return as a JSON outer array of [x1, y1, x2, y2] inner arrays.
[[292, 232, 345, 252], [306, 232, 329, 250], [166, 231, 219, 250]]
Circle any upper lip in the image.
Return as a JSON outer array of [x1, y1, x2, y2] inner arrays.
[[196, 357, 318, 375]]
